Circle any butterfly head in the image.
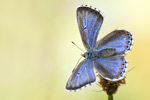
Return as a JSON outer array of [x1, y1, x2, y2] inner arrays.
[[81, 50, 98, 59], [81, 53, 88, 58]]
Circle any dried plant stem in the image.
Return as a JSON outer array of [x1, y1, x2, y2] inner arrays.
[[97, 74, 126, 100], [108, 94, 113, 100]]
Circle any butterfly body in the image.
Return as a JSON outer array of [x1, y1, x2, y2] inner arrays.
[[82, 48, 116, 59], [66, 5, 133, 91]]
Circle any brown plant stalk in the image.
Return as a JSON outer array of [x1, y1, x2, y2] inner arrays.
[[97, 74, 126, 100]]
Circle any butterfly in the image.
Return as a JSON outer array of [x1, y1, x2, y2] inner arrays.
[[66, 5, 133, 91]]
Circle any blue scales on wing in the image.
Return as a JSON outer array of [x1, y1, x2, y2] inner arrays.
[[93, 29, 133, 81], [77, 5, 103, 50], [95, 29, 133, 54], [66, 59, 95, 90], [94, 56, 128, 81]]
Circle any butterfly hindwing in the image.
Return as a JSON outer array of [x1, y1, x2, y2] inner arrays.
[[95, 29, 133, 54], [94, 56, 127, 81], [66, 59, 96, 90], [77, 5, 103, 50]]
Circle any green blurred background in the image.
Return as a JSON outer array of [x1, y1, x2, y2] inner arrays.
[[0, 0, 149, 100]]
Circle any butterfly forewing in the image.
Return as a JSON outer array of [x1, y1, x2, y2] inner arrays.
[[77, 5, 103, 50], [66, 59, 96, 90]]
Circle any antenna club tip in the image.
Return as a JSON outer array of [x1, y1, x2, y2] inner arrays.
[[71, 41, 75, 44]]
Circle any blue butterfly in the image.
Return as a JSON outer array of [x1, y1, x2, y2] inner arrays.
[[66, 5, 133, 91]]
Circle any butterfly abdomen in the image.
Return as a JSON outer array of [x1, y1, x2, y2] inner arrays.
[[98, 48, 116, 58]]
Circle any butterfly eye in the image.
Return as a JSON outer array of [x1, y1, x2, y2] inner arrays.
[[87, 52, 89, 56]]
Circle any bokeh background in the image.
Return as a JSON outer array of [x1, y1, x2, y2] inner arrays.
[[0, 0, 149, 100]]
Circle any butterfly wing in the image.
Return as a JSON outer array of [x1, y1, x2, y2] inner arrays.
[[66, 59, 95, 90], [94, 56, 127, 81], [95, 29, 133, 54], [77, 5, 103, 50]]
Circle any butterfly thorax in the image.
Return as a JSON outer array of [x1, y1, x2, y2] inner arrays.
[[82, 48, 116, 59], [82, 49, 98, 59]]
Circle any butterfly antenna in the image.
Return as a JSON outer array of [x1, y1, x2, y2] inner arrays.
[[72, 56, 83, 73], [128, 67, 135, 73], [75, 56, 82, 68], [71, 41, 84, 53], [92, 89, 103, 92]]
